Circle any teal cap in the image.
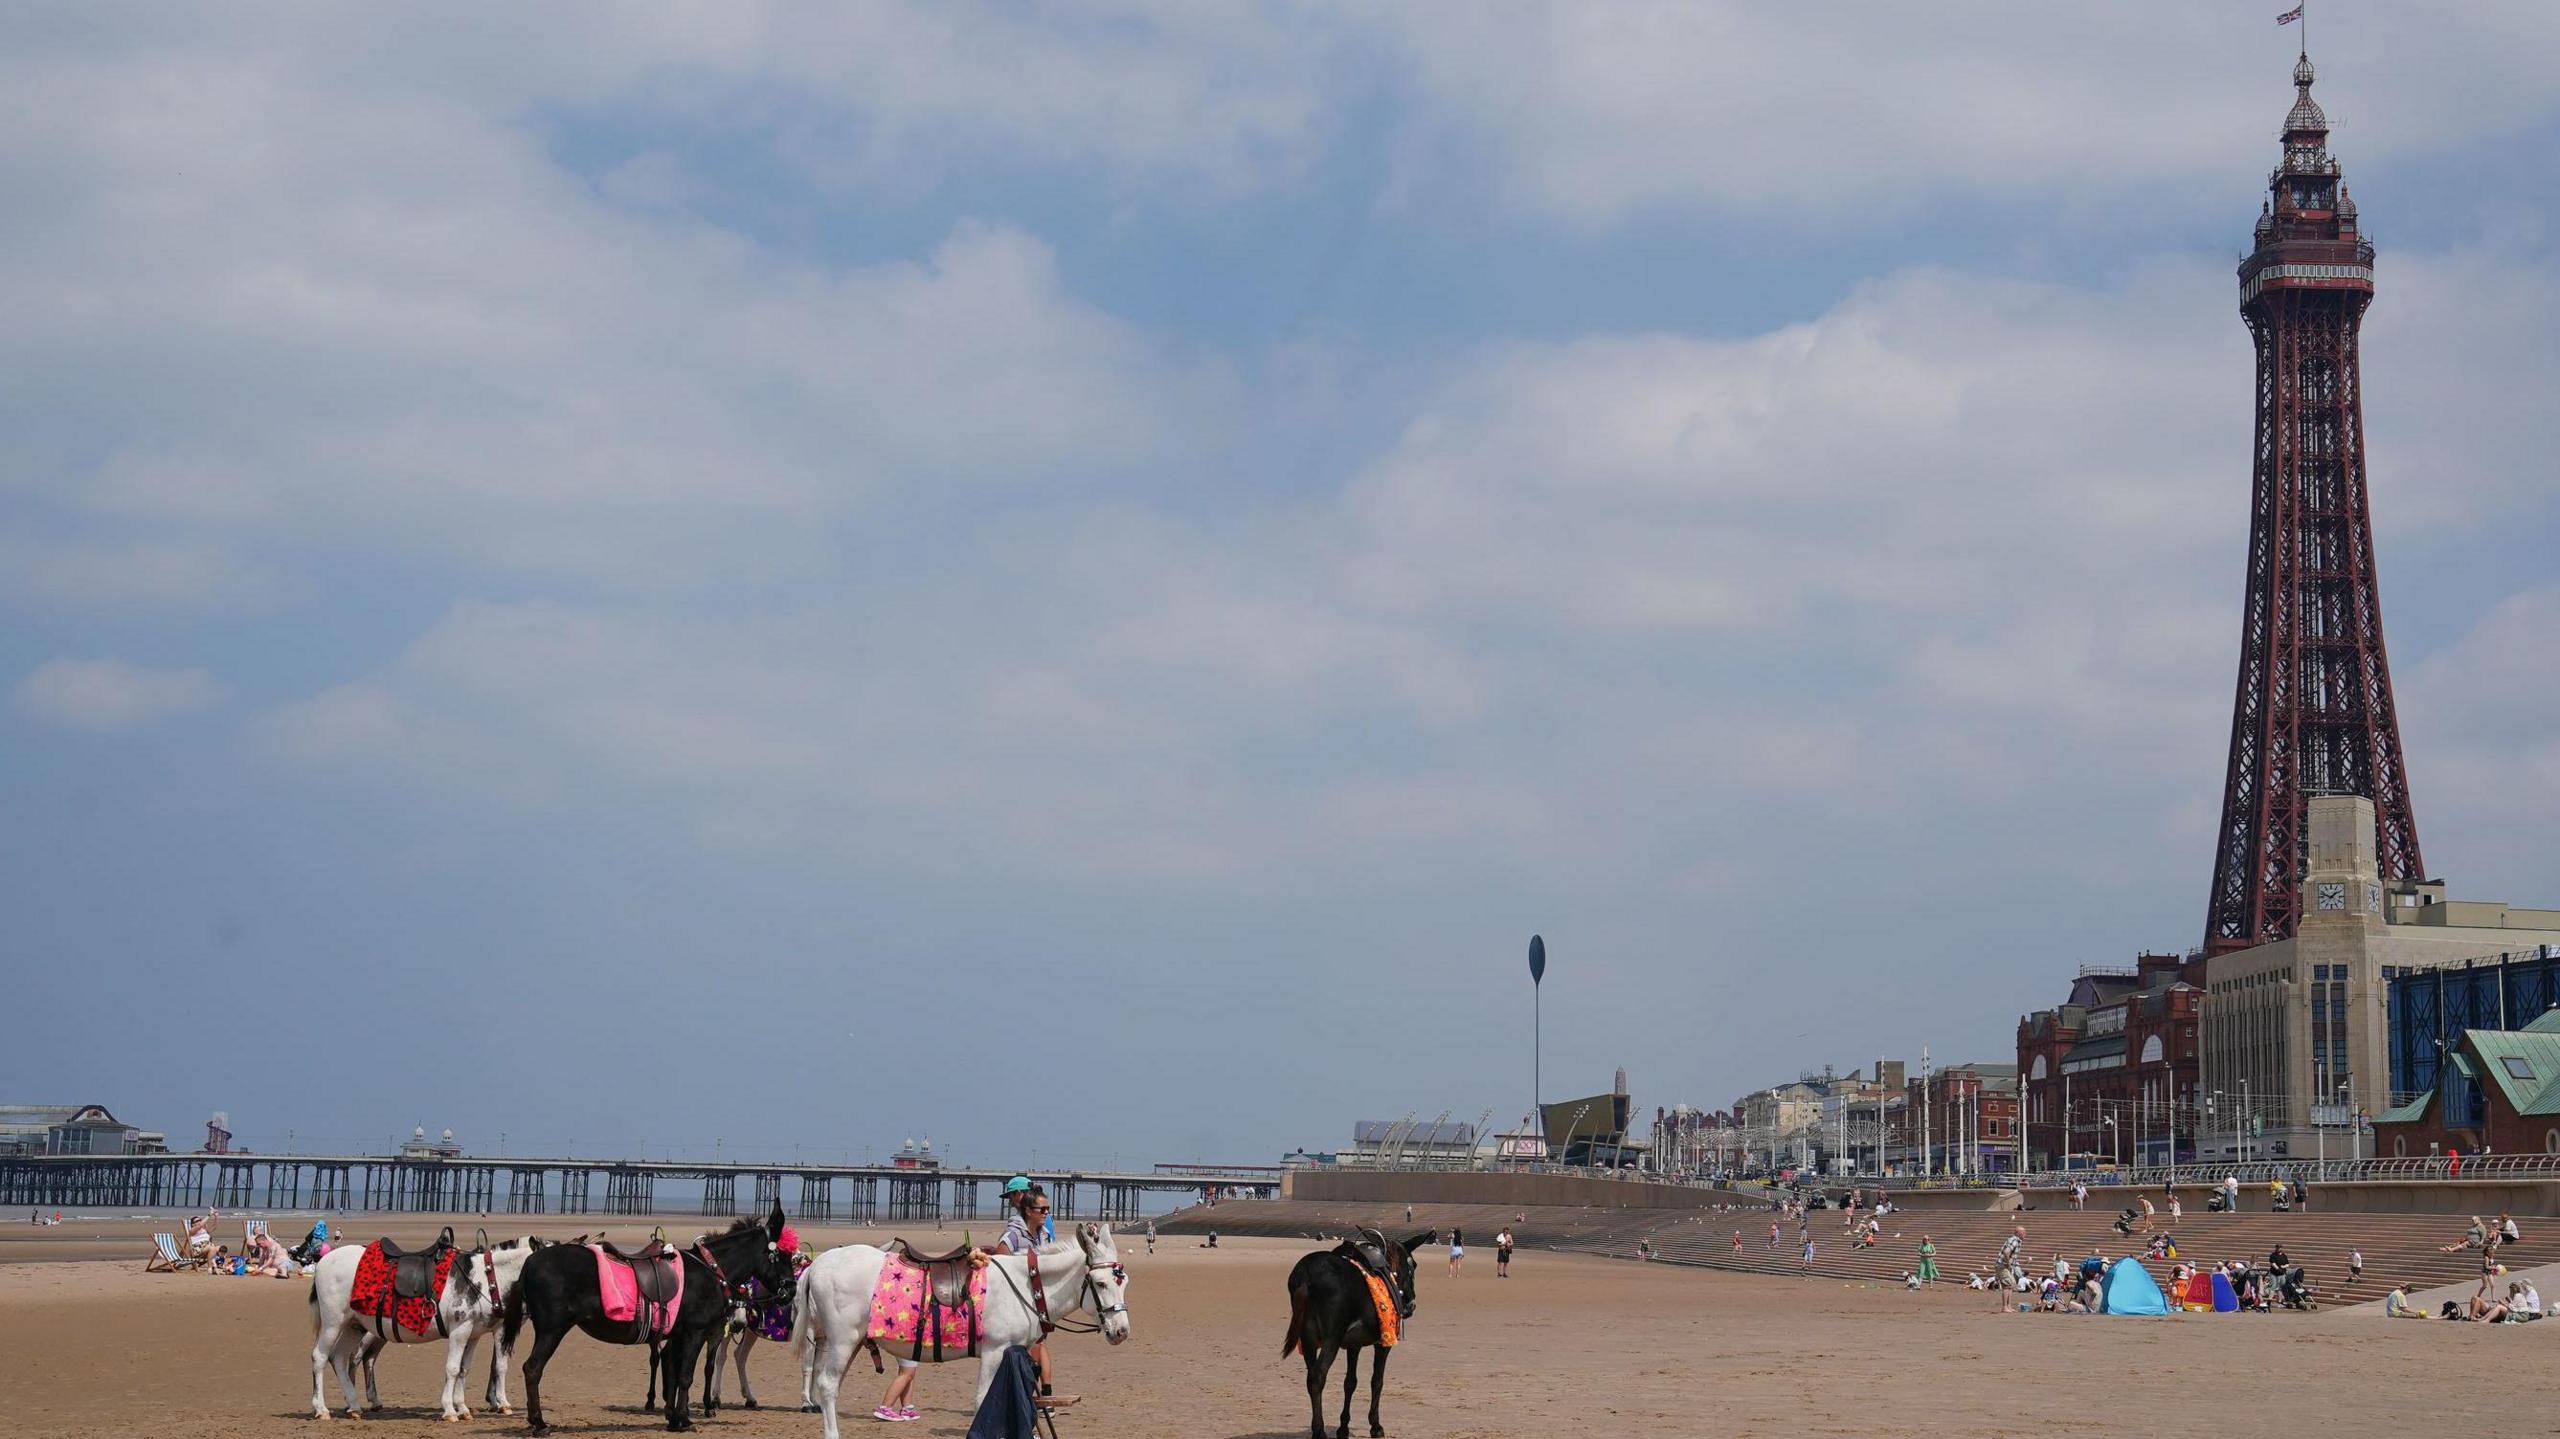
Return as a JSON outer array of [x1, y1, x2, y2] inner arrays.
[[1003, 1175, 1032, 1195]]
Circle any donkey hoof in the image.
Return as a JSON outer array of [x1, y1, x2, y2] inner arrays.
[[800, 1404, 820, 1413], [743, 1399, 760, 1410]]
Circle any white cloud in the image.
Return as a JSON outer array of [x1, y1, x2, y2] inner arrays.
[[13, 658, 223, 728], [1364, 0, 2560, 225]]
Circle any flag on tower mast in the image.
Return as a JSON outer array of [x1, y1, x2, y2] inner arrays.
[[2276, 5, 2303, 23]]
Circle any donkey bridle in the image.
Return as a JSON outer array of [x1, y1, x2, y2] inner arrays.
[[990, 1246, 1125, 1337]]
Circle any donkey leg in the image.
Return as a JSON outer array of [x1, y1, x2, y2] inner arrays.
[[1303, 1343, 1338, 1439], [662, 1331, 701, 1432], [735, 1330, 760, 1408], [811, 1327, 857, 1439], [1335, 1344, 1360, 1439], [1367, 1347, 1389, 1437], [330, 1331, 366, 1419], [359, 1332, 385, 1411], [483, 1322, 514, 1414], [520, 1322, 568, 1436], [439, 1333, 472, 1421], [309, 1322, 342, 1419]]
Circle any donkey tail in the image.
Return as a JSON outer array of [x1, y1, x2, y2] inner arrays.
[[501, 1259, 527, 1351], [1281, 1282, 1308, 1357]]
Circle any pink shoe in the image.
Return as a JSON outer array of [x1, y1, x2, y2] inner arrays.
[[899, 1407, 921, 1420], [874, 1405, 905, 1422]]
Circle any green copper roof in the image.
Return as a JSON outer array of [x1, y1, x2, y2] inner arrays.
[[2460, 1027, 2560, 1118]]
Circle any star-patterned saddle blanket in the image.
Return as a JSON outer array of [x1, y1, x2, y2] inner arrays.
[[866, 1251, 985, 1360]]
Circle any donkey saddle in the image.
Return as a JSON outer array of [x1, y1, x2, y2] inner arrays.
[[379, 1226, 458, 1303], [602, 1236, 684, 1325], [886, 1237, 980, 1309]]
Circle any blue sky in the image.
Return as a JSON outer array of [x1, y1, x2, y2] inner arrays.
[[4, 2, 2558, 1170]]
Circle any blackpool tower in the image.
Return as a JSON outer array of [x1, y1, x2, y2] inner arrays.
[[2203, 48, 2423, 956]]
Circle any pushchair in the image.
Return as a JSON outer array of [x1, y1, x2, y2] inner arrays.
[[2278, 1265, 2316, 1311], [2206, 1190, 2230, 1213], [287, 1220, 330, 1267], [2111, 1209, 2137, 1237]]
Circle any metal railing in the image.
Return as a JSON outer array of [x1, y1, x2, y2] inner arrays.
[[2013, 1153, 2560, 1189]]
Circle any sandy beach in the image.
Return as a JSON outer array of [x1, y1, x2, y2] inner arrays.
[[0, 1214, 2548, 1438]]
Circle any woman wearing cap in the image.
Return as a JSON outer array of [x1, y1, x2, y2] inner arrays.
[[971, 1180, 1073, 1410]]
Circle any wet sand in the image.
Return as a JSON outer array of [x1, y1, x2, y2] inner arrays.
[[1, 1215, 2545, 1437]]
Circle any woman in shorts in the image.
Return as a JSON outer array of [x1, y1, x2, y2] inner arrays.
[[1448, 1228, 1464, 1276]]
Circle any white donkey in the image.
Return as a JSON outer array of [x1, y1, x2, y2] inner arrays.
[[704, 1305, 816, 1413], [794, 1224, 1131, 1439], [307, 1234, 541, 1421]]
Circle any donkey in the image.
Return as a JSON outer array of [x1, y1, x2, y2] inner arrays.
[[506, 1203, 794, 1434], [1282, 1229, 1435, 1439], [793, 1223, 1131, 1439], [307, 1232, 543, 1421]]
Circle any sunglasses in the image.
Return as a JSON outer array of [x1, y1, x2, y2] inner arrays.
[[1031, 1204, 1052, 1212]]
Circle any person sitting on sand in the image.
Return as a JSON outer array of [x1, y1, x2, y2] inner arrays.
[[248, 1228, 294, 1278], [2384, 1284, 2429, 1319]]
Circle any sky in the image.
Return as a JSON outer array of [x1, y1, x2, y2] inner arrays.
[[4, 2, 2558, 1172]]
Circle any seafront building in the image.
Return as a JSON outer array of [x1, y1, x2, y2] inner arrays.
[[2200, 796, 2560, 1164], [0, 1104, 167, 1156], [2018, 952, 2204, 1169]]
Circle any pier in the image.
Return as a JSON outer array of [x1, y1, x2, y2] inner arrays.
[[0, 1153, 1279, 1220]]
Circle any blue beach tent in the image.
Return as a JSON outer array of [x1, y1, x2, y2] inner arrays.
[[2100, 1258, 2169, 1316]]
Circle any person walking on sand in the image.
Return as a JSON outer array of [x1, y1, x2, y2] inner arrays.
[[1448, 1228, 1464, 1276], [1917, 1236, 1939, 1285], [1494, 1227, 1514, 1278], [1145, 1218, 1155, 1255]]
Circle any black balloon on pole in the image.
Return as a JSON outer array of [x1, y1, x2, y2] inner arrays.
[[1529, 934, 1546, 1149]]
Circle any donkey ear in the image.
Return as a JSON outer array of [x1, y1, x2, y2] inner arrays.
[[1402, 1231, 1438, 1256]]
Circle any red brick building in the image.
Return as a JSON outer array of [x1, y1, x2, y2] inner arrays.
[[2017, 952, 2205, 1168]]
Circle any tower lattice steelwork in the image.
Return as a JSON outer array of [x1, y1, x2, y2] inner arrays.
[[2204, 50, 2422, 956]]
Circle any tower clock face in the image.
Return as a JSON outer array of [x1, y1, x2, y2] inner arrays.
[[2316, 882, 2348, 911], [2366, 883, 2382, 914]]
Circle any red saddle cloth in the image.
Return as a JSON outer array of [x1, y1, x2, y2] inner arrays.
[[351, 1244, 453, 1336]]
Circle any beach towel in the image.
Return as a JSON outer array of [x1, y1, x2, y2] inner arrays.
[[590, 1246, 685, 1338], [350, 1244, 452, 1336], [867, 1252, 985, 1360], [965, 1345, 1042, 1439]]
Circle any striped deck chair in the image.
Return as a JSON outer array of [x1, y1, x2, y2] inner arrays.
[[244, 1219, 269, 1248], [145, 1232, 202, 1273]]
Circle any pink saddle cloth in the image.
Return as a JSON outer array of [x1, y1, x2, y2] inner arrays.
[[866, 1253, 985, 1357], [589, 1246, 684, 1338]]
